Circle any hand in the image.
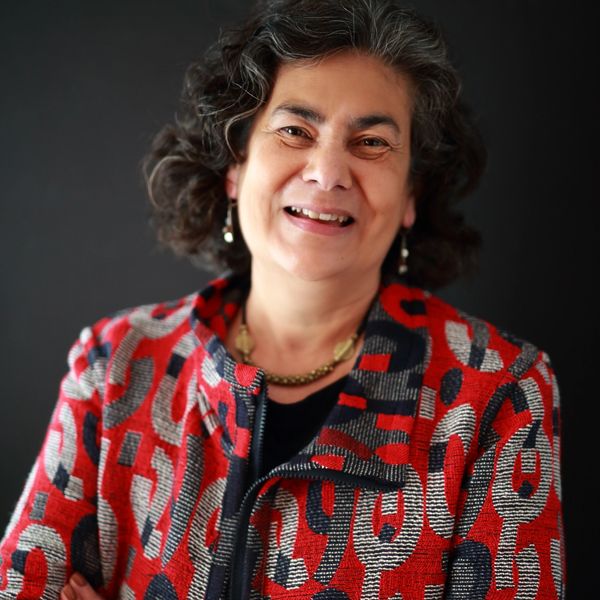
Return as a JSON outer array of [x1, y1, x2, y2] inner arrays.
[[60, 573, 106, 600]]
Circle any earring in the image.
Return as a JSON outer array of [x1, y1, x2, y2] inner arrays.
[[398, 229, 410, 275], [222, 198, 236, 244]]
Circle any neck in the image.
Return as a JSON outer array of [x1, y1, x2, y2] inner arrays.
[[243, 263, 379, 364]]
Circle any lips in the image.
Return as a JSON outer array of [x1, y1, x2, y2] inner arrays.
[[284, 205, 354, 227]]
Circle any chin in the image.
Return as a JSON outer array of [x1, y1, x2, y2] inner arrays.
[[274, 251, 358, 283]]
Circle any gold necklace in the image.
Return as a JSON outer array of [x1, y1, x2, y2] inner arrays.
[[234, 309, 362, 386]]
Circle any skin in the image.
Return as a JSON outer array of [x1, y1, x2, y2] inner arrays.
[[61, 50, 417, 597], [60, 573, 103, 600], [225, 51, 416, 403]]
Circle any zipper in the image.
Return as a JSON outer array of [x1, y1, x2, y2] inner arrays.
[[227, 387, 400, 600], [227, 385, 268, 600], [248, 385, 268, 484]]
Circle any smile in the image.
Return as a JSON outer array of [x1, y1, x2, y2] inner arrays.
[[284, 206, 354, 226]]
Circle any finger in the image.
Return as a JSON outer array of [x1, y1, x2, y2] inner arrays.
[[62, 572, 106, 600], [60, 584, 76, 600]]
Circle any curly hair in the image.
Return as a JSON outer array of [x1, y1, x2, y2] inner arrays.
[[144, 0, 486, 290]]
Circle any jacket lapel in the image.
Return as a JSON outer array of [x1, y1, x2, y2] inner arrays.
[[278, 279, 429, 488], [191, 274, 429, 489]]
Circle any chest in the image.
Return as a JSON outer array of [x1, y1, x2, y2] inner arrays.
[[97, 400, 476, 600]]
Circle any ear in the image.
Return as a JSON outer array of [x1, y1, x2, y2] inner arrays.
[[225, 164, 241, 199], [401, 192, 417, 229]]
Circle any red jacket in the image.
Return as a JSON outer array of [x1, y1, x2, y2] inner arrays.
[[0, 274, 565, 599]]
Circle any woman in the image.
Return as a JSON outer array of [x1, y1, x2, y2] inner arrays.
[[0, 1, 565, 598]]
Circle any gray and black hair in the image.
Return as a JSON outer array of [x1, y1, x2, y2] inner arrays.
[[145, 0, 486, 290]]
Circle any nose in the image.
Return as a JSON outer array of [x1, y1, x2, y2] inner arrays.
[[301, 142, 352, 191]]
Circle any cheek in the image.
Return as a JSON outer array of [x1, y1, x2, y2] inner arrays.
[[239, 151, 294, 203], [236, 179, 275, 240], [383, 169, 413, 216], [363, 176, 407, 223], [358, 157, 409, 199]]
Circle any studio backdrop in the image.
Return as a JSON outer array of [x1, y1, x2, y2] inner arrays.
[[1, 0, 597, 596]]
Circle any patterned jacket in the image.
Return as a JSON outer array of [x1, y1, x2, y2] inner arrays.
[[0, 274, 565, 599]]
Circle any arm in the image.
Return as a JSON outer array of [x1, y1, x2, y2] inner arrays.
[[447, 351, 565, 599], [0, 326, 104, 599]]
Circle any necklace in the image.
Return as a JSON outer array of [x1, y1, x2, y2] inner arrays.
[[234, 304, 366, 386]]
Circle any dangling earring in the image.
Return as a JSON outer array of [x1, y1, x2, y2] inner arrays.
[[222, 198, 236, 244], [398, 229, 410, 275]]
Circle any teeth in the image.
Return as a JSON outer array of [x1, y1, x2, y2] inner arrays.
[[290, 206, 350, 224]]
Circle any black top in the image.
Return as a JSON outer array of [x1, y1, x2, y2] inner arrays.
[[262, 376, 347, 475]]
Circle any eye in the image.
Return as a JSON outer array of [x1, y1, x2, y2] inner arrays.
[[358, 137, 388, 147], [279, 126, 310, 138], [275, 125, 313, 148], [351, 136, 391, 158]]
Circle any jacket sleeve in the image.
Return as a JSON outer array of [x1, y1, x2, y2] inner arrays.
[[447, 350, 565, 599], [0, 325, 103, 599]]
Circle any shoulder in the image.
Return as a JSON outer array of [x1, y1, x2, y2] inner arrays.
[[378, 277, 553, 383], [380, 281, 560, 468], [86, 273, 241, 345], [82, 290, 200, 353], [68, 273, 243, 382]]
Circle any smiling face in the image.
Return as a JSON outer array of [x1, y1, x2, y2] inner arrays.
[[226, 51, 416, 285]]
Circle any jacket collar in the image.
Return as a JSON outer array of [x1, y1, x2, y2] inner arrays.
[[190, 273, 429, 488]]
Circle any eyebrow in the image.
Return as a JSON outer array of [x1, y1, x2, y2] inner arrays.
[[271, 103, 401, 135], [272, 103, 324, 123], [351, 114, 400, 135]]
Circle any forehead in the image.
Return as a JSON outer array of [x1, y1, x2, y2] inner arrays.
[[263, 52, 414, 125]]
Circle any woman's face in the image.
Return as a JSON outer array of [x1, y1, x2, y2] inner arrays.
[[227, 51, 416, 284]]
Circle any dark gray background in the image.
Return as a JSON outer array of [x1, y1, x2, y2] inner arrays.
[[1, 0, 597, 596]]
